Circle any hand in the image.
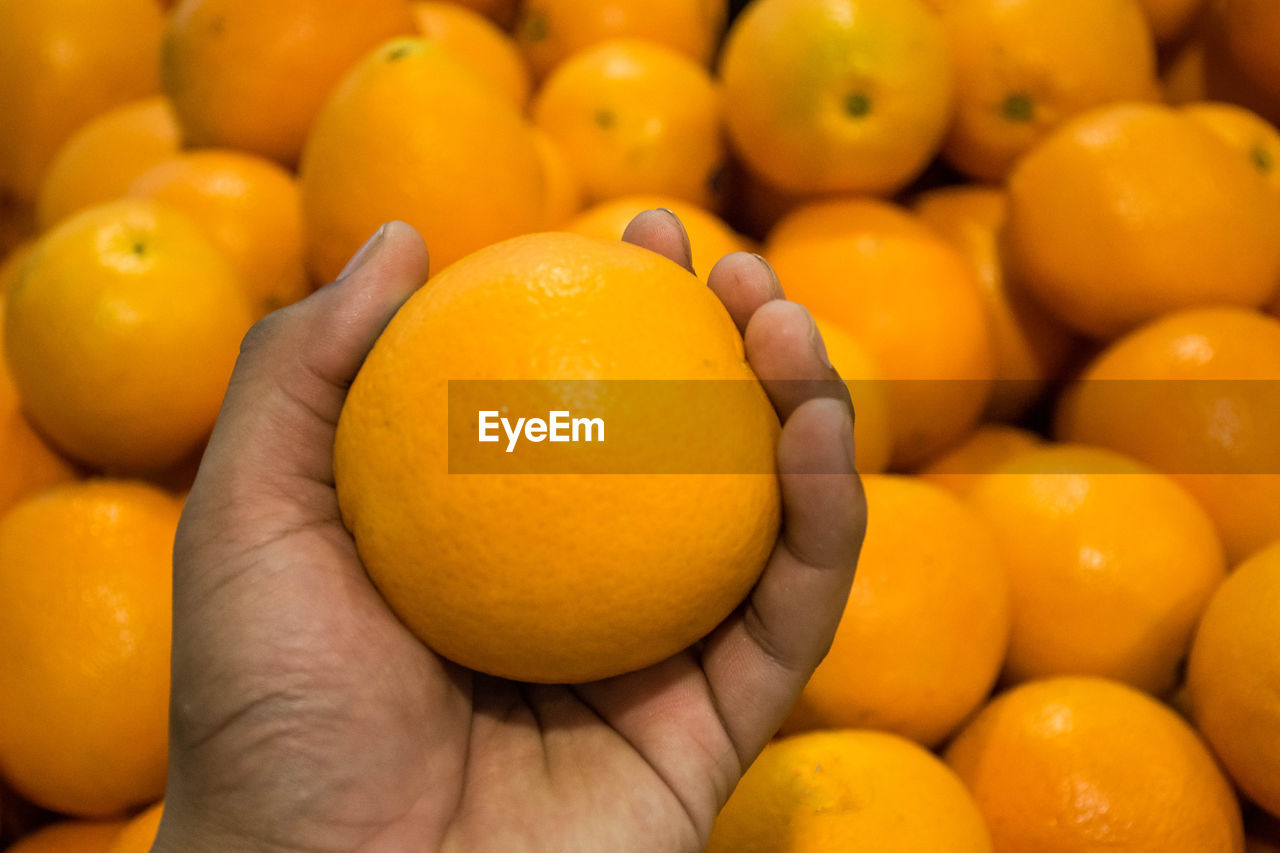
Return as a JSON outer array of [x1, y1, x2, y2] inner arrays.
[[156, 213, 867, 853]]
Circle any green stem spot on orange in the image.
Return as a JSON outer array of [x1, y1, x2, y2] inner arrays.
[[1002, 93, 1034, 122], [385, 42, 417, 63], [1252, 145, 1274, 174], [845, 93, 871, 118]]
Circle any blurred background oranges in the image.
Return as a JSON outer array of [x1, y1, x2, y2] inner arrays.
[[1, 0, 1279, 848]]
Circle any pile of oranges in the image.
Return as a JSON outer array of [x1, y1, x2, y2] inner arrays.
[[1, 0, 1279, 850]]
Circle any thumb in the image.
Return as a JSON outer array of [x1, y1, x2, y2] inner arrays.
[[188, 221, 429, 509]]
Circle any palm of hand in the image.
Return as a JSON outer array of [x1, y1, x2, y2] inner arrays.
[[157, 216, 863, 853]]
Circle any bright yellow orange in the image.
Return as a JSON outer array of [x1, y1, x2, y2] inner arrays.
[[6, 820, 126, 853], [941, 0, 1155, 180], [1005, 103, 1280, 339], [0, 0, 163, 203], [1182, 101, 1280, 195], [515, 0, 727, 80], [161, 0, 417, 165], [0, 481, 179, 817], [968, 445, 1226, 694], [1055, 307, 1280, 564], [35, 97, 180, 231], [719, 0, 953, 196], [917, 424, 1043, 497], [530, 128, 582, 228], [0, 302, 79, 519], [533, 39, 724, 210], [1219, 0, 1280, 103], [411, 1, 531, 110], [564, 195, 750, 281], [782, 476, 1008, 746], [299, 37, 544, 281], [814, 320, 893, 474], [946, 677, 1244, 853], [707, 730, 993, 853], [128, 150, 309, 315], [3, 199, 254, 473], [104, 801, 162, 853], [764, 198, 992, 468], [913, 184, 1075, 420], [335, 232, 780, 684], [1187, 541, 1280, 818]]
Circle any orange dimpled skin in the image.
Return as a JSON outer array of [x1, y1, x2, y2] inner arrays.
[[764, 198, 992, 468], [968, 445, 1226, 694], [1005, 103, 1280, 339], [334, 233, 780, 684], [719, 0, 953, 196], [946, 677, 1245, 853], [3, 199, 254, 474], [299, 38, 545, 282], [533, 39, 726, 210], [0, 0, 164, 204], [782, 476, 1009, 747], [1188, 542, 1280, 818], [161, 0, 417, 166], [707, 730, 993, 853], [0, 481, 179, 818]]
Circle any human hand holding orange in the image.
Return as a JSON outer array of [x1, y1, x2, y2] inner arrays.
[[154, 212, 866, 852]]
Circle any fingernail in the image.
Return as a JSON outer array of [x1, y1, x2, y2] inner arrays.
[[807, 311, 833, 369], [751, 252, 783, 298], [655, 207, 692, 261], [338, 223, 387, 280]]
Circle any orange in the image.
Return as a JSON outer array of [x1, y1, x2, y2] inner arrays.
[[563, 195, 750, 281], [1219, 0, 1280, 103], [161, 0, 416, 166], [940, 0, 1155, 180], [3, 199, 254, 473], [764, 198, 992, 468], [104, 802, 162, 853], [1187, 541, 1280, 818], [411, 1, 531, 110], [968, 444, 1226, 694], [514, 0, 726, 80], [6, 821, 126, 853], [913, 184, 1075, 420], [1055, 307, 1280, 564], [530, 128, 582, 228], [719, 0, 953, 196], [35, 97, 180, 231], [299, 37, 544, 281], [917, 424, 1043, 497], [128, 150, 309, 315], [945, 676, 1244, 853], [1182, 101, 1280, 195], [532, 39, 725, 210], [0, 481, 179, 817], [813, 320, 893, 474], [0, 0, 163, 205], [0, 302, 79, 519], [782, 476, 1008, 746], [334, 232, 780, 684], [707, 730, 993, 853], [1005, 103, 1280, 339]]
